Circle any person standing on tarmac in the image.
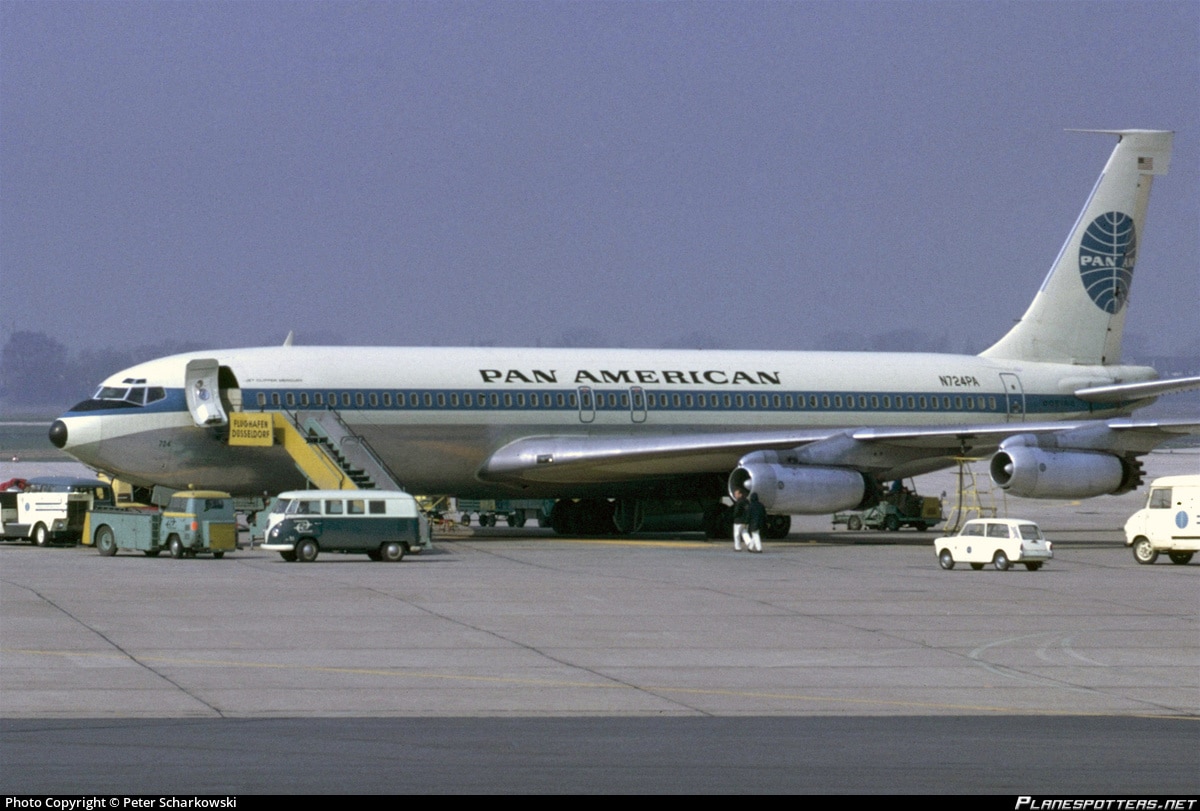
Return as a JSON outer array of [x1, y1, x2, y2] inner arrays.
[[731, 488, 750, 551], [745, 492, 767, 553]]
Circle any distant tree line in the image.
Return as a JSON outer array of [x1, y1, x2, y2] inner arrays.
[[0, 331, 204, 413]]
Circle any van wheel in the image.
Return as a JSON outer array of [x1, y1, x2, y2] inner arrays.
[[295, 538, 319, 563], [212, 551, 224, 559], [280, 550, 297, 562], [970, 563, 984, 570], [96, 526, 118, 557], [938, 549, 954, 570], [993, 551, 1010, 571], [144, 549, 160, 557], [1024, 562, 1042, 571], [33, 524, 49, 547], [380, 542, 405, 562], [1132, 537, 1158, 565], [884, 515, 900, 532], [1168, 552, 1193, 565], [366, 549, 382, 561], [168, 535, 184, 559]]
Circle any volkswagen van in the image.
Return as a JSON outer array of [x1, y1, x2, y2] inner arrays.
[[262, 490, 431, 562]]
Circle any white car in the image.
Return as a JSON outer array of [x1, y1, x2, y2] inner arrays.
[[935, 519, 1052, 571]]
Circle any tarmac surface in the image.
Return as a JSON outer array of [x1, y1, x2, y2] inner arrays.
[[1, 451, 1197, 793]]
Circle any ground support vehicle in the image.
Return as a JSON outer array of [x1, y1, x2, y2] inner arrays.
[[833, 485, 943, 531], [84, 490, 237, 558], [934, 518, 1052, 571], [0, 477, 114, 546], [1124, 475, 1199, 565], [262, 489, 432, 562], [457, 498, 551, 527]]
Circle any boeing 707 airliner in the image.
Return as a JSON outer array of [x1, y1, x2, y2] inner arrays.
[[49, 130, 1199, 536]]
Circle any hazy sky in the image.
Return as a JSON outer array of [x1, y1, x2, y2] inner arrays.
[[2, 1, 1197, 357]]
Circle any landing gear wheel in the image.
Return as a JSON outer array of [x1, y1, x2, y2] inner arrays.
[[1132, 537, 1158, 565], [884, 515, 900, 532], [168, 535, 184, 559], [33, 524, 49, 547], [764, 515, 791, 539], [96, 526, 118, 557], [993, 550, 1010, 571], [380, 542, 405, 562], [295, 538, 319, 563], [1168, 551, 1193, 565], [1024, 562, 1042, 571], [938, 549, 954, 570], [846, 515, 862, 531]]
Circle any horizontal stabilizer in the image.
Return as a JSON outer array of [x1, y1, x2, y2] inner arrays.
[[1074, 375, 1200, 403]]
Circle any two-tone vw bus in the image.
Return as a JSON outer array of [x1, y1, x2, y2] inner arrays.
[[262, 490, 431, 562]]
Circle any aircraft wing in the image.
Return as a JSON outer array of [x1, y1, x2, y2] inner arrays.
[[479, 417, 1200, 486]]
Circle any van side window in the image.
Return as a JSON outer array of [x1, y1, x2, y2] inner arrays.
[[296, 500, 320, 514], [1149, 488, 1172, 508], [347, 500, 365, 515], [325, 500, 343, 515], [986, 523, 1011, 538], [369, 500, 386, 515], [962, 523, 984, 536]]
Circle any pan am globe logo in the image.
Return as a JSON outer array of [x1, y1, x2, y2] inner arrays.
[[1079, 211, 1136, 314]]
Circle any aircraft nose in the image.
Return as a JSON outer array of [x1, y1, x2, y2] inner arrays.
[[48, 420, 68, 449]]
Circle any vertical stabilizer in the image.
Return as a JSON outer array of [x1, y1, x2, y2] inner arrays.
[[981, 130, 1172, 365]]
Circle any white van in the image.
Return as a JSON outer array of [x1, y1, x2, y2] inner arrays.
[[262, 490, 431, 562], [1124, 474, 1199, 565]]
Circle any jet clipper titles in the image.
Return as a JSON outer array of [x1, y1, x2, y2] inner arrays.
[[478, 368, 783, 386]]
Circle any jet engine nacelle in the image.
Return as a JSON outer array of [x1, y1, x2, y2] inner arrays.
[[989, 447, 1135, 499], [729, 463, 870, 514]]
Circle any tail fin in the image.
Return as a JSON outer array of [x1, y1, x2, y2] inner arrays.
[[981, 130, 1172, 366]]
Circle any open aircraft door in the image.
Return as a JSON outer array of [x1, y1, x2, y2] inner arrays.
[[185, 359, 229, 427]]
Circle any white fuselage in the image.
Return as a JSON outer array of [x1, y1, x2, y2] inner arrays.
[[52, 345, 1152, 498]]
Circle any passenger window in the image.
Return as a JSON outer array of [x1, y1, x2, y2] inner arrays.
[[369, 501, 386, 515], [286, 392, 296, 407], [300, 393, 310, 407], [325, 500, 343, 515], [347, 500, 365, 515], [355, 393, 365, 407], [257, 393, 266, 407], [369, 393, 378, 407], [342, 393, 351, 407]]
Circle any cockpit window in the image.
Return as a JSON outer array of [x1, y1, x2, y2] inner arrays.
[[92, 385, 165, 407]]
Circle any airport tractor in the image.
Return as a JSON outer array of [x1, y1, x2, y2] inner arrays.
[[832, 481, 944, 531], [84, 490, 238, 559]]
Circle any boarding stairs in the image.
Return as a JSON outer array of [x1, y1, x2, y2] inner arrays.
[[241, 409, 405, 492]]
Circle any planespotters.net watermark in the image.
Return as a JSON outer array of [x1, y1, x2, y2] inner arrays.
[[1017, 800, 1196, 810]]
